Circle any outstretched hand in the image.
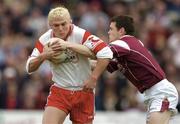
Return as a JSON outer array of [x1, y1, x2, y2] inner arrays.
[[83, 76, 97, 92]]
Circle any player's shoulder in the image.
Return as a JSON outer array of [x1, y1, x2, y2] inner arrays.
[[72, 24, 86, 35], [71, 24, 91, 43], [121, 35, 142, 44], [39, 29, 53, 45], [110, 40, 130, 50]]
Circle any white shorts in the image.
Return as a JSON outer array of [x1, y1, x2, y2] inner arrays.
[[144, 79, 179, 116]]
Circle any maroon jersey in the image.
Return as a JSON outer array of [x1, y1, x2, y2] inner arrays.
[[107, 35, 165, 93]]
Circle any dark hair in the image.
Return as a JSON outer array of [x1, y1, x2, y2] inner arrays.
[[110, 15, 135, 35]]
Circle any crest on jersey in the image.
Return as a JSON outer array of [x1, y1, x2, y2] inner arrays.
[[85, 35, 102, 49], [63, 49, 78, 63]]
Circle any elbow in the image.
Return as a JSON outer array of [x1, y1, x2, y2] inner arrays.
[[26, 66, 36, 74], [27, 68, 34, 74], [26, 60, 35, 74], [26, 57, 38, 74], [26, 64, 33, 74]]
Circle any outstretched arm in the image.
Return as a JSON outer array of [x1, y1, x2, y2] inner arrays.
[[66, 42, 96, 59], [83, 58, 110, 91], [49, 38, 96, 59], [82, 35, 113, 91]]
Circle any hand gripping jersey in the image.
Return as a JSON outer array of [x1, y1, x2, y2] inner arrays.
[[26, 25, 113, 90]]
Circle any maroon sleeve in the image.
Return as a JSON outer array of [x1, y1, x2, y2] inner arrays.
[[107, 60, 118, 73], [110, 44, 130, 58]]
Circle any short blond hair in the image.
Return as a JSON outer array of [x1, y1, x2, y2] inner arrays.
[[48, 6, 71, 22]]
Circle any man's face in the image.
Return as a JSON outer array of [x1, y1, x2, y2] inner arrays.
[[108, 22, 120, 42], [49, 16, 72, 39]]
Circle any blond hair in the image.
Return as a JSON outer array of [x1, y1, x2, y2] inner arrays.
[[48, 6, 71, 22]]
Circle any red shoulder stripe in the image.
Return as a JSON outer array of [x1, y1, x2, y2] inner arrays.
[[35, 41, 43, 53], [82, 31, 91, 44]]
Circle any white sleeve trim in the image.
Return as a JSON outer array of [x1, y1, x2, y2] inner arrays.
[[96, 46, 113, 59], [111, 40, 130, 51]]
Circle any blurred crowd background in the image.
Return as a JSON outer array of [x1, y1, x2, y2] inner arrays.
[[0, 0, 180, 113]]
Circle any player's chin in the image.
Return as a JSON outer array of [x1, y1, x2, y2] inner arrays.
[[58, 34, 66, 39], [108, 37, 113, 42], [109, 37, 115, 42], [54, 34, 63, 39]]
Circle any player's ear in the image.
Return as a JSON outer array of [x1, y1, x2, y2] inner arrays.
[[119, 27, 126, 35]]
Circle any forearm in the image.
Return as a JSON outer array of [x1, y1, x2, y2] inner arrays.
[[27, 54, 46, 73], [90, 58, 110, 80], [66, 43, 96, 59]]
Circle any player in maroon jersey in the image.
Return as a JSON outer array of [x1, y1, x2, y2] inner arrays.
[[83, 15, 179, 124]]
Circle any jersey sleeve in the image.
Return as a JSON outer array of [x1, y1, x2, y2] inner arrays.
[[25, 40, 44, 73], [29, 40, 44, 58], [109, 40, 130, 58], [107, 60, 119, 73], [82, 32, 113, 59]]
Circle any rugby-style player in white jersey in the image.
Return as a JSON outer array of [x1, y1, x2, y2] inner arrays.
[[26, 6, 112, 124]]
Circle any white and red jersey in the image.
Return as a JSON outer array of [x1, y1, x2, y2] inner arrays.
[[26, 24, 113, 90]]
